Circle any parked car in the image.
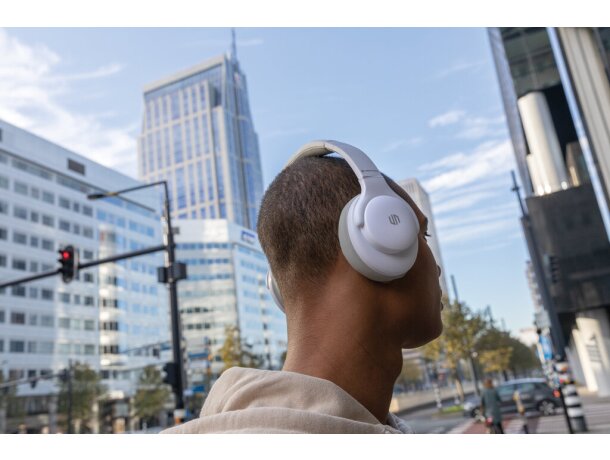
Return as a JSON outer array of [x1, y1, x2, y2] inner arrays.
[[463, 378, 561, 418]]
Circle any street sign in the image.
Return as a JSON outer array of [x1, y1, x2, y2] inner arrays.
[[539, 334, 553, 361]]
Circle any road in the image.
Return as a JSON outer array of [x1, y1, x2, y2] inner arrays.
[[397, 404, 469, 434]]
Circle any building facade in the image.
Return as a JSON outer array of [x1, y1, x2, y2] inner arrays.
[[174, 219, 287, 392], [397, 178, 448, 297], [0, 119, 169, 433], [489, 27, 610, 396], [138, 51, 264, 230]]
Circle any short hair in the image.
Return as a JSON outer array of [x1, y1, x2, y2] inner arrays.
[[257, 156, 360, 302]]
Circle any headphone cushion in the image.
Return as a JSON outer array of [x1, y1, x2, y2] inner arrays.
[[339, 197, 398, 282]]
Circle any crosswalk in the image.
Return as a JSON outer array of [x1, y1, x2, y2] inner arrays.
[[535, 397, 610, 434]]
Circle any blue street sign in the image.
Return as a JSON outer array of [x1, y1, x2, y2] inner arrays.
[[539, 335, 553, 361]]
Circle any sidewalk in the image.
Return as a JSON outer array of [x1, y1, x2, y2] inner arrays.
[[450, 391, 610, 434]]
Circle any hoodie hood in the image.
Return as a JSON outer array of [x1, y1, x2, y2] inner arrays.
[[162, 367, 411, 434]]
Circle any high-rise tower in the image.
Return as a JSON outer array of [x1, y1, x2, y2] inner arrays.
[[138, 34, 263, 230]]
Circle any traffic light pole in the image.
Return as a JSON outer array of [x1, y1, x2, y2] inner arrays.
[[0, 245, 166, 290], [162, 181, 186, 415]]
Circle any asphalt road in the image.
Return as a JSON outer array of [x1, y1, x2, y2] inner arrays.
[[397, 403, 469, 434]]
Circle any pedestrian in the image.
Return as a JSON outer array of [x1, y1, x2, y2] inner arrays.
[[162, 140, 444, 434], [513, 390, 529, 433], [481, 378, 504, 434]]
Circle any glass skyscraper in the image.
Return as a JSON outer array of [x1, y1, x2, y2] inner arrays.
[[138, 50, 264, 230]]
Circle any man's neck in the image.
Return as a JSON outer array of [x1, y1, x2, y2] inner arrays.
[[282, 307, 403, 424]]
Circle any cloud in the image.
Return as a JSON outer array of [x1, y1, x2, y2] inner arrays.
[[0, 28, 137, 176], [381, 137, 423, 153], [422, 139, 514, 194], [456, 115, 507, 140], [418, 138, 519, 248], [435, 60, 486, 79], [428, 109, 466, 128]]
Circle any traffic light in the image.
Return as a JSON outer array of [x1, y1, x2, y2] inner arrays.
[[58, 246, 78, 283], [162, 362, 178, 392]]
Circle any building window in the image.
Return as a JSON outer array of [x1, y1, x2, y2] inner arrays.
[[11, 312, 26, 325], [0, 254, 6, 267], [84, 296, 94, 306], [42, 191, 55, 204], [59, 293, 70, 303], [0, 227, 6, 240], [13, 231, 27, 245], [12, 286, 26, 297], [41, 289, 54, 301], [0, 200, 8, 214], [59, 220, 71, 232], [0, 310, 4, 323], [29, 314, 38, 326], [83, 226, 94, 238], [82, 205, 93, 217], [9, 340, 25, 353], [14, 181, 28, 195], [40, 315, 54, 327], [14, 206, 28, 220], [67, 159, 86, 175], [59, 197, 71, 209], [41, 239, 54, 251], [12, 259, 27, 271], [0, 175, 8, 189], [30, 211, 39, 223], [42, 214, 55, 227], [58, 318, 70, 329]]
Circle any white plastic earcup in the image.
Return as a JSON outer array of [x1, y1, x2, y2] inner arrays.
[[362, 195, 418, 254], [266, 271, 285, 313], [339, 195, 419, 282]]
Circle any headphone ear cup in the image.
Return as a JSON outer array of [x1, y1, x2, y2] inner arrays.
[[266, 271, 285, 313], [338, 197, 391, 281]]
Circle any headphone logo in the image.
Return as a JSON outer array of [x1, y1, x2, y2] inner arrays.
[[388, 214, 400, 225]]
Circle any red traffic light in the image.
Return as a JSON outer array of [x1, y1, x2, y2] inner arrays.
[[62, 251, 71, 260]]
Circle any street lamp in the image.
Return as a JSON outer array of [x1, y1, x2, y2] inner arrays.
[[87, 180, 187, 417]]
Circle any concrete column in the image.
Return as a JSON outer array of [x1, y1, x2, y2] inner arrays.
[[567, 334, 587, 387], [518, 91, 569, 195], [575, 309, 610, 396]]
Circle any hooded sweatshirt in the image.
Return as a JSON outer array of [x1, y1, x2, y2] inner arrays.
[[162, 367, 412, 434]]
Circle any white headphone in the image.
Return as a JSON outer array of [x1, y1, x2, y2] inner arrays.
[[265, 140, 420, 312]]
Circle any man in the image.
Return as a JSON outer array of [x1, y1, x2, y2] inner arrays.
[[481, 379, 504, 434], [163, 146, 443, 433]]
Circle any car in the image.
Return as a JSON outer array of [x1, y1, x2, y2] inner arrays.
[[463, 378, 562, 418]]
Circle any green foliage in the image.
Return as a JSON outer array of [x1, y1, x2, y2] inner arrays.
[[478, 347, 513, 374], [476, 327, 540, 376], [134, 365, 171, 421], [58, 362, 105, 433], [0, 373, 17, 410], [219, 325, 264, 372], [399, 359, 423, 385]]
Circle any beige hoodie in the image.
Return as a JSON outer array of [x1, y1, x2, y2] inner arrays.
[[162, 367, 412, 434]]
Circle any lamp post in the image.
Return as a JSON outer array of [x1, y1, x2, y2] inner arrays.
[[88, 180, 186, 416]]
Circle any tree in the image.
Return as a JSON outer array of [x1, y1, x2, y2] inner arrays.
[[475, 327, 541, 380], [478, 348, 513, 376], [398, 359, 423, 390], [133, 366, 171, 428], [421, 300, 488, 402], [0, 372, 18, 434], [219, 325, 264, 373], [58, 362, 105, 433]]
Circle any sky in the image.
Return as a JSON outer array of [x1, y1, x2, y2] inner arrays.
[[0, 27, 534, 335]]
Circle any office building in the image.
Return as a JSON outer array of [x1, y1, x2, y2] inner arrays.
[[398, 178, 448, 297], [0, 119, 169, 433], [174, 220, 287, 391], [138, 43, 264, 230], [489, 27, 610, 396]]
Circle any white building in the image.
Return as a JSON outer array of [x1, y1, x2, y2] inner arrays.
[[174, 220, 287, 391], [397, 178, 448, 297], [0, 119, 169, 433], [138, 47, 264, 230]]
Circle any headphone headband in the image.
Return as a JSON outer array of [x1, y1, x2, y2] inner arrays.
[[287, 140, 393, 228]]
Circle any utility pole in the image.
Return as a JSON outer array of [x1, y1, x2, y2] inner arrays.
[[67, 361, 73, 435], [450, 274, 460, 304]]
